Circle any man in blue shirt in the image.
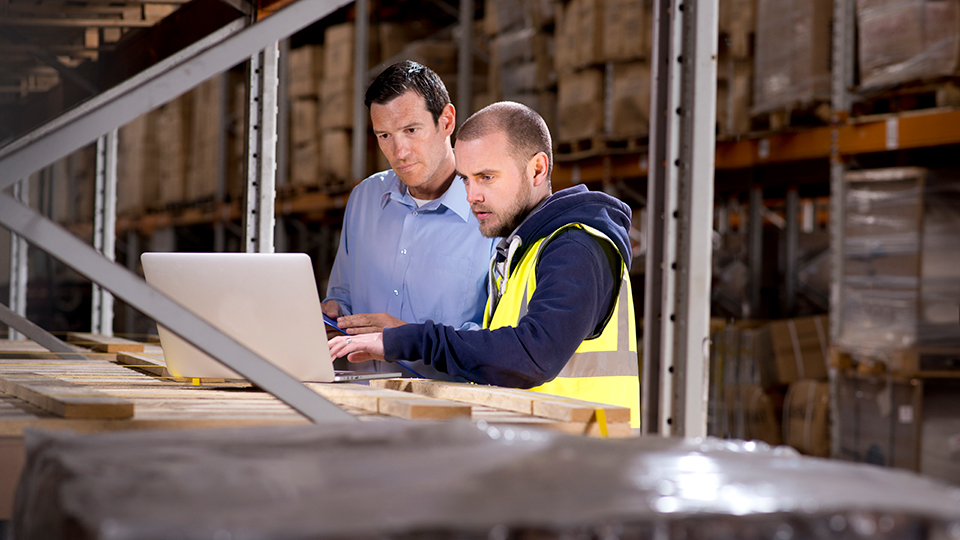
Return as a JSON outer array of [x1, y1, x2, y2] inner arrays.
[[322, 61, 494, 378]]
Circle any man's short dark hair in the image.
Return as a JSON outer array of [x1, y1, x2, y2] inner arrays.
[[364, 60, 451, 125], [456, 101, 553, 179]]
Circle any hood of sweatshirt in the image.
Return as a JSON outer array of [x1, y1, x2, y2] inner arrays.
[[499, 184, 633, 272]]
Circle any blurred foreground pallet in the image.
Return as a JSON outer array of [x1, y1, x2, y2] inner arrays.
[[0, 337, 634, 519]]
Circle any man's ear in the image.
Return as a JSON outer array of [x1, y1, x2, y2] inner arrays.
[[439, 103, 456, 136], [530, 152, 549, 187]]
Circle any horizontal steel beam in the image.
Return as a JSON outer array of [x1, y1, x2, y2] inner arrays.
[[0, 193, 354, 423], [0, 0, 352, 191]]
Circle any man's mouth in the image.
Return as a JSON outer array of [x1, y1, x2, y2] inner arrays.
[[472, 207, 492, 220]]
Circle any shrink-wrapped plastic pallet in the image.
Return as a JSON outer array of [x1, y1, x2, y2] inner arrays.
[[839, 167, 960, 358], [753, 0, 832, 115], [12, 421, 960, 540], [857, 0, 960, 91]]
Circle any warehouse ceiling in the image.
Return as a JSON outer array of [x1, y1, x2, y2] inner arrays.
[[0, 0, 186, 103], [0, 0, 253, 145]]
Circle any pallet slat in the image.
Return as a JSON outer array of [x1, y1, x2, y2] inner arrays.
[[0, 373, 134, 419], [371, 379, 631, 424], [68, 332, 145, 354]]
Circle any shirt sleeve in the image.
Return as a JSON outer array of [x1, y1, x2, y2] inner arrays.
[[383, 229, 620, 388]]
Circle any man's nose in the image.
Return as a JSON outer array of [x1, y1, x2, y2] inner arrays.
[[465, 181, 482, 203]]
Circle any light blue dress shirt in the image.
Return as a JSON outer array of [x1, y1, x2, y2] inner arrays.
[[325, 169, 495, 379]]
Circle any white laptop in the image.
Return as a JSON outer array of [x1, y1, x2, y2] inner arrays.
[[141, 252, 393, 383]]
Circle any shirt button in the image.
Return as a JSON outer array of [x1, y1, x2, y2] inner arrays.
[[412, 211, 418, 216], [401, 249, 407, 255], [394, 290, 399, 296]]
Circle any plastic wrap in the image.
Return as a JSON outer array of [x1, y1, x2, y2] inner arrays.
[[839, 167, 960, 353], [753, 0, 832, 114], [13, 421, 960, 540], [857, 0, 960, 91]]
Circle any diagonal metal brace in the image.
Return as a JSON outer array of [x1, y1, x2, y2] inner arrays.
[[0, 303, 91, 361], [0, 193, 355, 423]]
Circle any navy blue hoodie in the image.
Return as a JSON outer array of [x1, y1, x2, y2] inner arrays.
[[383, 184, 633, 388]]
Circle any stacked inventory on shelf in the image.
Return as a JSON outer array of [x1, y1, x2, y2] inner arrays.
[[709, 315, 831, 457], [751, 0, 832, 129], [554, 0, 652, 154], [831, 166, 960, 484], [716, 0, 755, 137], [484, 0, 557, 128]]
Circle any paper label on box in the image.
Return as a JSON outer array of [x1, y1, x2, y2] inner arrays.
[[898, 404, 914, 424]]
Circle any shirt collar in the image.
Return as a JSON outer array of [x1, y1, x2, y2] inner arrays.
[[379, 170, 473, 223]]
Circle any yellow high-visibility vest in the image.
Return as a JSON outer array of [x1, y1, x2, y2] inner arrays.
[[484, 223, 640, 427]]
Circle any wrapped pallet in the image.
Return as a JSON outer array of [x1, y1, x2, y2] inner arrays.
[[858, 0, 960, 90], [752, 0, 832, 115], [839, 167, 960, 356]]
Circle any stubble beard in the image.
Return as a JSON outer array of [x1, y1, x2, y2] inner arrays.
[[477, 178, 532, 239]]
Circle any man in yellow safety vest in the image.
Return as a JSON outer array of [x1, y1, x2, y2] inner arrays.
[[329, 101, 640, 426]]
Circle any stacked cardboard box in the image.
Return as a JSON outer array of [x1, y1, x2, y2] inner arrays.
[[711, 315, 831, 453], [320, 23, 356, 184], [287, 44, 324, 189], [717, 0, 755, 136], [836, 372, 960, 484], [186, 77, 224, 202], [117, 114, 157, 217], [752, 0, 832, 116], [485, 0, 557, 132], [554, 0, 651, 142], [154, 94, 193, 208]]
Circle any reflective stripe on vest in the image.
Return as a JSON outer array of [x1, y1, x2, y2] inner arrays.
[[483, 223, 640, 428]]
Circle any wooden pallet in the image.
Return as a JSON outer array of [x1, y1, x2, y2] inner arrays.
[[750, 101, 832, 132], [830, 345, 960, 379], [555, 134, 648, 161], [852, 79, 960, 117]]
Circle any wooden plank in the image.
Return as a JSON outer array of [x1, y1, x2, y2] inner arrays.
[[68, 333, 145, 353], [372, 379, 534, 414], [370, 379, 630, 424], [308, 383, 471, 421], [0, 373, 134, 419]]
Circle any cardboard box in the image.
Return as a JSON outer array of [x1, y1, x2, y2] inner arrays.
[[723, 384, 784, 444], [379, 21, 436, 62], [575, 0, 604, 67], [557, 67, 603, 141], [611, 61, 651, 137], [554, 0, 578, 73], [287, 44, 324, 98], [399, 40, 458, 77], [290, 139, 322, 189], [783, 379, 830, 457], [601, 0, 651, 61], [321, 128, 352, 183], [324, 23, 354, 81], [117, 113, 154, 216], [320, 76, 353, 130], [290, 98, 319, 148], [719, 0, 756, 58], [716, 54, 753, 136], [187, 77, 223, 203], [154, 94, 192, 207], [757, 315, 830, 387]]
